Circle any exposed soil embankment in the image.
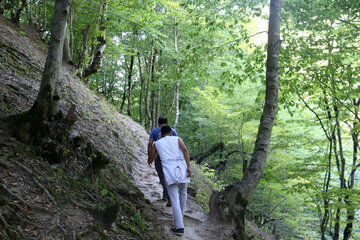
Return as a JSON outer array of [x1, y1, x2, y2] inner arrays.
[[0, 15, 174, 240]]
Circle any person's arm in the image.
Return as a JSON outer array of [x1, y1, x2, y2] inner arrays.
[[178, 138, 192, 177], [148, 143, 158, 167], [172, 128, 178, 137], [147, 138, 154, 156]]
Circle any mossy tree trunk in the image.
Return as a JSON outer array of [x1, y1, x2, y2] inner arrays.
[[13, 0, 71, 141], [210, 1, 282, 239], [83, 0, 107, 79]]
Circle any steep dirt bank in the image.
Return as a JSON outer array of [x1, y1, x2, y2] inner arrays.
[[0, 15, 172, 239]]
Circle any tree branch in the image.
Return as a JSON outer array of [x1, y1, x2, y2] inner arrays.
[[213, 31, 267, 49]]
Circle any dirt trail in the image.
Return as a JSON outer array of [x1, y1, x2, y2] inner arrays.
[[131, 149, 234, 240]]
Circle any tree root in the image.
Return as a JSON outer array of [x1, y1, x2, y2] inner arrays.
[[0, 179, 52, 214], [46, 213, 67, 237], [0, 158, 11, 169], [14, 160, 57, 207], [0, 212, 7, 226]]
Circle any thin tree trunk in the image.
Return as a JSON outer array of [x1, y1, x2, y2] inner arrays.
[[69, 7, 74, 60], [209, 1, 282, 239], [102, 65, 106, 95], [63, 35, 72, 64], [343, 195, 355, 240], [43, 0, 47, 30], [150, 50, 157, 130], [343, 117, 359, 240], [173, 83, 180, 128], [12, 0, 26, 23], [62, 5, 73, 64], [34, 0, 37, 25], [26, 0, 32, 25], [173, 17, 180, 129], [138, 52, 144, 125], [320, 137, 332, 240], [156, 75, 161, 121], [151, 88, 155, 129], [77, 24, 90, 75], [156, 50, 162, 122], [145, 46, 155, 132], [0, 0, 5, 15], [120, 59, 128, 114], [127, 55, 135, 116], [333, 205, 340, 240], [84, 0, 107, 79]]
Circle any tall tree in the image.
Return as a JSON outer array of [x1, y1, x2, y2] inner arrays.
[[83, 0, 108, 79], [13, 0, 71, 140], [127, 54, 135, 116], [173, 16, 180, 129], [210, 0, 282, 239]]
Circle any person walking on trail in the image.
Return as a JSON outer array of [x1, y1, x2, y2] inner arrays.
[[148, 126, 192, 236], [148, 116, 178, 206]]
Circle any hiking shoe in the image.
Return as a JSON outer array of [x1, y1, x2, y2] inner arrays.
[[170, 228, 184, 236], [166, 199, 172, 207]]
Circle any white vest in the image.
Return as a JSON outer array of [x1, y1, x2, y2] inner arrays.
[[155, 136, 190, 185]]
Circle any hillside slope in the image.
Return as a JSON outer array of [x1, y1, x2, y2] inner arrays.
[[0, 15, 177, 240]]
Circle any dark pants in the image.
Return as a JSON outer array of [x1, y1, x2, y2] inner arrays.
[[155, 156, 169, 199]]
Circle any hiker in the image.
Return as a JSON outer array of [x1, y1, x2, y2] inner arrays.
[[148, 126, 192, 235], [147, 116, 178, 206]]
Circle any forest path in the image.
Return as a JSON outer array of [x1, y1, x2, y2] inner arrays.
[[131, 149, 233, 240]]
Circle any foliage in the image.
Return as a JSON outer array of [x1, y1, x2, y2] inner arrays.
[[3, 0, 360, 238]]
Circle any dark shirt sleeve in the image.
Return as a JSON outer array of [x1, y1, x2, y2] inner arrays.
[[149, 129, 155, 140], [172, 128, 178, 136]]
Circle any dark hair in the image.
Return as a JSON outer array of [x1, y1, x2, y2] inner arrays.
[[158, 116, 168, 125], [161, 126, 172, 136]]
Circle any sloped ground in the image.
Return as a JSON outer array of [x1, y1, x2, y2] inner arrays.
[[0, 15, 275, 240], [0, 16, 173, 239]]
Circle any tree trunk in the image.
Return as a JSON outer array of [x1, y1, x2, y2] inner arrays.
[[63, 35, 72, 64], [209, 1, 282, 239], [12, 0, 26, 23], [343, 121, 359, 240], [138, 52, 144, 125], [151, 87, 156, 129], [62, 5, 73, 64], [83, 0, 107, 79], [320, 138, 332, 240], [78, 24, 90, 72], [0, 0, 5, 15], [145, 45, 154, 132], [13, 0, 71, 141], [43, 0, 47, 31], [173, 17, 180, 129], [69, 7, 74, 60], [343, 196, 355, 240], [333, 206, 340, 240], [193, 142, 224, 164], [120, 62, 127, 114], [127, 55, 135, 116], [173, 83, 180, 129], [25, 0, 32, 25]]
